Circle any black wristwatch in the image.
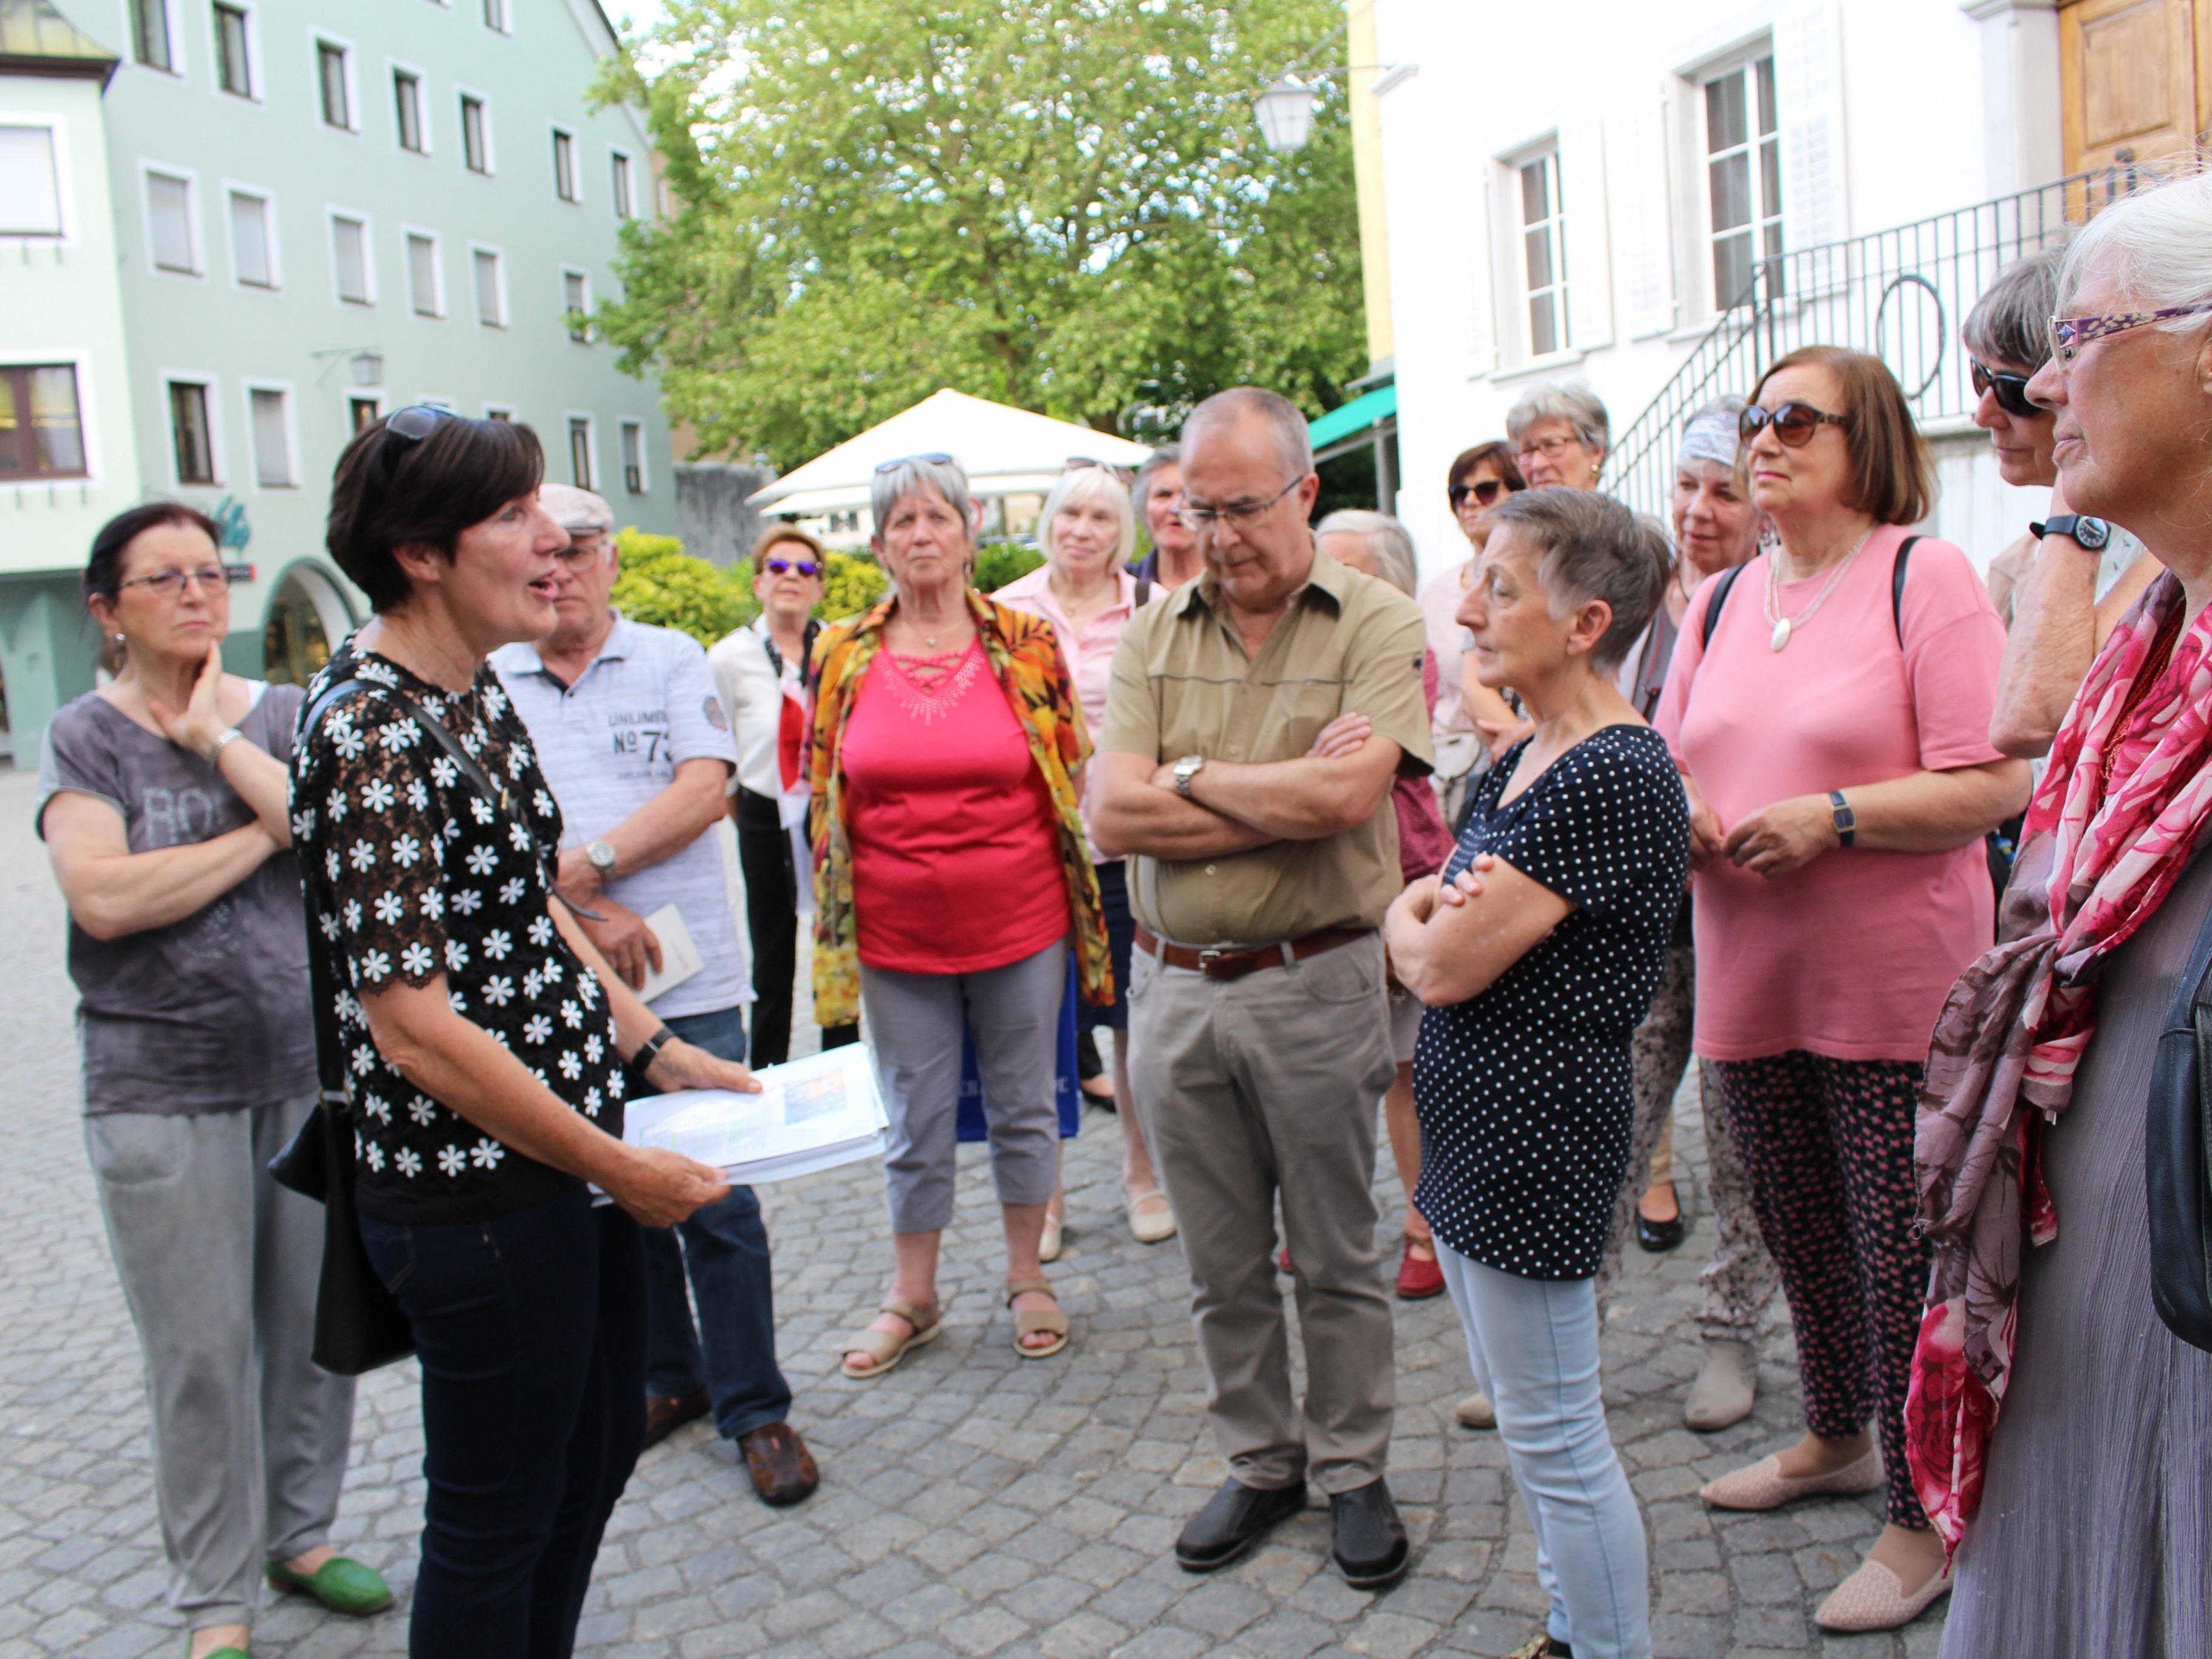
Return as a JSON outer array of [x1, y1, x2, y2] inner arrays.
[[634, 1024, 677, 1074], [2030, 513, 2112, 552], [1829, 790, 1856, 849]]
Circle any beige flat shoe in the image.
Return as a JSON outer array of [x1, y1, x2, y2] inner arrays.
[[1684, 1337, 1758, 1432], [839, 1297, 940, 1380], [1700, 1448, 1883, 1511], [1453, 1392, 1496, 1429], [1815, 1556, 1952, 1632], [1039, 1211, 1064, 1263], [1007, 1276, 1069, 1360], [1127, 1188, 1176, 1244]]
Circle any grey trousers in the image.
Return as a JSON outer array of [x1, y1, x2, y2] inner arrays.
[[1592, 943, 1780, 1344], [860, 940, 1067, 1234], [1129, 932, 1398, 1494], [83, 1093, 355, 1630]]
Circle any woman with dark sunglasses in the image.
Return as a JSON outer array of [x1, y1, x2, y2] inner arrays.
[[1652, 347, 2030, 1632], [1964, 245, 2162, 755]]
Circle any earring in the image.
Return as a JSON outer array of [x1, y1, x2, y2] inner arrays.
[[114, 633, 126, 644]]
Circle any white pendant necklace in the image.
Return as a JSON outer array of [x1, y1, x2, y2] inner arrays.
[[1763, 527, 1875, 651]]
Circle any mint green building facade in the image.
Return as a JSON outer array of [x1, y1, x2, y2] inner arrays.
[[1, 0, 674, 757]]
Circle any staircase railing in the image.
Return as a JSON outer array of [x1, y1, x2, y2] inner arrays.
[[1608, 160, 2174, 522]]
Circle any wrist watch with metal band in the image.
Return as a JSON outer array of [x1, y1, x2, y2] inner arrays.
[[1172, 754, 1207, 798], [585, 838, 618, 877], [634, 1024, 676, 1073], [2030, 513, 2112, 551], [1829, 789, 1857, 848]]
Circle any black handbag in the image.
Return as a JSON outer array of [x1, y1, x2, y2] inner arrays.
[[270, 675, 527, 1375], [2146, 882, 2212, 1353]]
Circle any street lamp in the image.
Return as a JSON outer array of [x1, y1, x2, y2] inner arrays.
[[1253, 77, 1317, 153]]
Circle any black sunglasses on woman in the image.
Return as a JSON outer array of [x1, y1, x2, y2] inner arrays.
[[1738, 401, 1849, 448], [1449, 479, 1504, 509], [1969, 358, 2039, 419]]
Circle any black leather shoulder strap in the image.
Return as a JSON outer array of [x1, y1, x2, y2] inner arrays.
[[1891, 535, 1922, 648], [1699, 561, 1748, 650]]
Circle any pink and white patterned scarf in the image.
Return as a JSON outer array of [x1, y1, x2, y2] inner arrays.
[[1907, 569, 2212, 1552]]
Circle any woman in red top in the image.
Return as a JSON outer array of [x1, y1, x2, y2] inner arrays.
[[813, 455, 1111, 1379]]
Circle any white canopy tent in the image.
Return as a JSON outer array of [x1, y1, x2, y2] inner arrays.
[[747, 388, 1154, 517]]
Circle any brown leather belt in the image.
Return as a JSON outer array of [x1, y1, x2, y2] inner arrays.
[[1133, 923, 1371, 982]]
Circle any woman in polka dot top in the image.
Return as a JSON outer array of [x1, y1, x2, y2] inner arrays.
[[1385, 488, 1689, 1659]]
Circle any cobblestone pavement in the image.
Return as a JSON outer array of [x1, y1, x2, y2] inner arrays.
[[0, 761, 1948, 1658]]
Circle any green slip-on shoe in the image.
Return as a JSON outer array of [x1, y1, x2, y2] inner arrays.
[[197, 1649, 250, 1659], [265, 1555, 394, 1616]]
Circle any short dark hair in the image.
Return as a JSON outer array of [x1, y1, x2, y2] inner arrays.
[[85, 502, 221, 605], [1447, 440, 1527, 495], [1488, 487, 1672, 672], [326, 413, 544, 612], [1747, 346, 1933, 527]]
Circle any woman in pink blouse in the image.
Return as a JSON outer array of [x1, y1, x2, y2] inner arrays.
[[1654, 347, 2029, 1633], [996, 463, 1176, 1247]]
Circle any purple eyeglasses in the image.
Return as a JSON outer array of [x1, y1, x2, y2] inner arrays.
[[764, 556, 821, 578], [2047, 299, 2212, 366]]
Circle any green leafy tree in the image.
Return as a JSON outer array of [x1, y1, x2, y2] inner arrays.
[[818, 551, 890, 620], [597, 0, 1363, 467], [611, 530, 755, 645]]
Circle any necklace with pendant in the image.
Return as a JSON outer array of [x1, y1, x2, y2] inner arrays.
[[1763, 527, 1875, 651]]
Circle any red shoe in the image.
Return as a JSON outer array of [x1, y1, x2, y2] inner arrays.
[[1395, 1239, 1444, 1300]]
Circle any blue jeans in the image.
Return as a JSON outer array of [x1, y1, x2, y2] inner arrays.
[[358, 1186, 644, 1659], [636, 1005, 795, 1440], [1436, 1242, 1651, 1659]]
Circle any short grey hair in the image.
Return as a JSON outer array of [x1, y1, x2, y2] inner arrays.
[[1315, 509, 1418, 596], [1183, 387, 1313, 481], [2059, 169, 2212, 342], [1038, 464, 1137, 569], [1505, 380, 1611, 454], [1132, 444, 1181, 510], [1488, 488, 1670, 672], [1964, 239, 2072, 372], [870, 454, 976, 539]]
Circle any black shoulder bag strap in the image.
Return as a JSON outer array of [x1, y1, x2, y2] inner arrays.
[[2148, 881, 2212, 1353], [1889, 535, 1922, 644], [1699, 561, 1748, 650]]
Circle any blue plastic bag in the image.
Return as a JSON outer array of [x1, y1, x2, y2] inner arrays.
[[954, 952, 1081, 1142]]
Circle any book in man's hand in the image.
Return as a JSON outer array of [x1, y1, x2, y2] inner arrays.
[[619, 1042, 886, 1185]]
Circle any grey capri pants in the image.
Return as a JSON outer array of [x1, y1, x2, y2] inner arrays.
[[860, 939, 1067, 1233]]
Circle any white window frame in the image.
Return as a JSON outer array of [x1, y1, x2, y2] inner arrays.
[[456, 86, 495, 176], [618, 417, 648, 496], [550, 124, 581, 204], [609, 148, 634, 220], [327, 207, 375, 306], [139, 160, 204, 279], [564, 412, 596, 491], [389, 58, 433, 156], [123, 0, 185, 78], [0, 118, 70, 242], [1695, 45, 1784, 316], [161, 369, 224, 488], [0, 355, 103, 490], [241, 378, 299, 491], [469, 242, 507, 328], [417, 394, 458, 412], [561, 266, 591, 342], [1507, 140, 1569, 364], [221, 180, 278, 291], [402, 225, 444, 318], [481, 0, 510, 35], [207, 0, 259, 103], [312, 34, 358, 134], [346, 391, 385, 434], [484, 400, 516, 422]]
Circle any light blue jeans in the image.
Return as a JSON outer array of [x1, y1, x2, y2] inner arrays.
[[1436, 1242, 1651, 1659]]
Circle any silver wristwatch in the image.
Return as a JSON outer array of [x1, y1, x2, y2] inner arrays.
[[585, 838, 618, 877], [1172, 754, 1206, 798]]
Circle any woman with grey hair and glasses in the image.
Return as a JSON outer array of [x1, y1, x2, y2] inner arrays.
[[809, 454, 1114, 1377], [1507, 381, 1611, 492], [1968, 241, 2161, 754]]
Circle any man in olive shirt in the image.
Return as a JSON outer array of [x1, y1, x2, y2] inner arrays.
[[1093, 387, 1433, 1591]]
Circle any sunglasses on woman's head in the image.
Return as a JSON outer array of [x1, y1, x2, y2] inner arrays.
[[1064, 456, 1132, 482], [1970, 358, 2039, 419], [1738, 401, 1848, 447], [376, 403, 457, 483], [764, 556, 822, 578], [874, 452, 954, 473], [1449, 479, 1504, 508]]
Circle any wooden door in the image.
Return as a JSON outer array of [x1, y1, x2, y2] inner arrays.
[[2059, 0, 2203, 174]]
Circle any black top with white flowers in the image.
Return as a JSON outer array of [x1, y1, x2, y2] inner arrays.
[[1411, 725, 1690, 1280], [292, 641, 628, 1224]]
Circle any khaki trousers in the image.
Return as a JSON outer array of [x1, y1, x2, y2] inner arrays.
[[1128, 931, 1398, 1494]]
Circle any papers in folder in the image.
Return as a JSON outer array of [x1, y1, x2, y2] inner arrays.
[[620, 1043, 886, 1184]]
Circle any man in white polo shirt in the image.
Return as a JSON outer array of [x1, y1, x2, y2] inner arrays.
[[492, 484, 818, 1508]]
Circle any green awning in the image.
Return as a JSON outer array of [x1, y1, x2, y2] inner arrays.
[[1307, 383, 1397, 451]]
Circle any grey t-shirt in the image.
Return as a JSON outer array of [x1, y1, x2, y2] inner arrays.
[[36, 683, 318, 1115]]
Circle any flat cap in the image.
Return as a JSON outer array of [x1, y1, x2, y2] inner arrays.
[[539, 482, 615, 535]]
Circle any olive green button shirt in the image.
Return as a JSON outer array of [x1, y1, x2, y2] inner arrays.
[[1100, 548, 1435, 947]]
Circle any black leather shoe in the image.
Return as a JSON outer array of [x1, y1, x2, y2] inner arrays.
[[1174, 1478, 1306, 1573], [1329, 1479, 1409, 1589], [1635, 1211, 1688, 1253]]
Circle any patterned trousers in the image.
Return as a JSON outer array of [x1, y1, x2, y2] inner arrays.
[[1707, 1052, 1933, 1528], [1594, 945, 1780, 1346]]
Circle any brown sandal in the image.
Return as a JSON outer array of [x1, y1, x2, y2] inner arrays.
[[1006, 1276, 1069, 1360], [839, 1296, 941, 1380]]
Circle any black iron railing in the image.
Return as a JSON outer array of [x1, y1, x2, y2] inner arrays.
[[1608, 161, 2172, 522]]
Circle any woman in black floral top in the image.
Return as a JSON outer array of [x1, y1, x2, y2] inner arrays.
[[300, 408, 752, 1657]]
